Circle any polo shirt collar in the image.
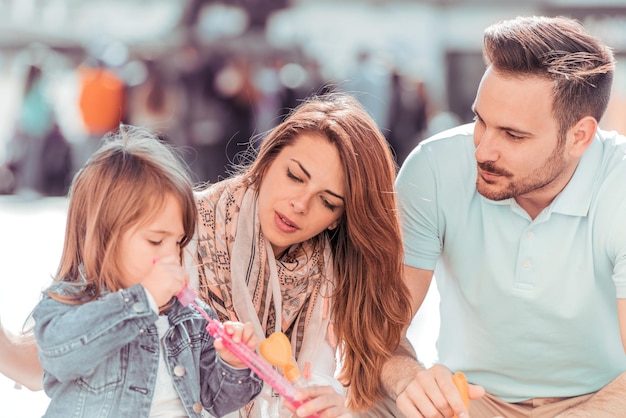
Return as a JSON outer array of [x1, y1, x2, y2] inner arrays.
[[550, 136, 600, 217]]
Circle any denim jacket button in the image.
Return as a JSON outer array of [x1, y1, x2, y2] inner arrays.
[[192, 402, 203, 413], [132, 302, 147, 313], [173, 365, 186, 377]]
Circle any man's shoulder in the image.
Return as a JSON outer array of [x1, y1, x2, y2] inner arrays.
[[594, 129, 626, 174], [420, 123, 474, 147], [397, 123, 477, 197], [589, 130, 626, 211], [597, 128, 626, 142], [596, 128, 626, 150], [402, 123, 475, 171]]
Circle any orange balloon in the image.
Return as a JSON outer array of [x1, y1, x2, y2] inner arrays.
[[259, 332, 301, 382]]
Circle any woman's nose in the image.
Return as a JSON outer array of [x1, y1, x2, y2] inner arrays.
[[290, 195, 309, 214]]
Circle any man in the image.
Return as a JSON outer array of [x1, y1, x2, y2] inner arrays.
[[384, 15, 626, 418]]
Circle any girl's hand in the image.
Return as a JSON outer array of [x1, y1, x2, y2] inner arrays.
[[214, 321, 258, 368], [142, 256, 188, 307], [286, 385, 353, 418]]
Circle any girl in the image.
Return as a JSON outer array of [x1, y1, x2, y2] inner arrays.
[[32, 126, 262, 417]]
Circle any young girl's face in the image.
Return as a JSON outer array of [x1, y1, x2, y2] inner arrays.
[[118, 193, 186, 288], [257, 133, 346, 256]]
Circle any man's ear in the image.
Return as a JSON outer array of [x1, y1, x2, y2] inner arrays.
[[568, 116, 597, 158]]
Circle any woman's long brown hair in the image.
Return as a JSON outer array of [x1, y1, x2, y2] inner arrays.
[[244, 93, 413, 410]]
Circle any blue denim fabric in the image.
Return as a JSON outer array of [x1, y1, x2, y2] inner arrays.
[[33, 283, 262, 418]]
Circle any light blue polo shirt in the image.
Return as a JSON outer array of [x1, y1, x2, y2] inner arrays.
[[396, 123, 626, 402]]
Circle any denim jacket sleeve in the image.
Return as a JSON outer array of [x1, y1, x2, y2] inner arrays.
[[201, 356, 263, 416], [33, 283, 158, 382], [184, 299, 263, 416]]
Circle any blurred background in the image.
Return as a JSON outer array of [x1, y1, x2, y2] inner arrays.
[[1, 0, 626, 195], [1, 0, 626, 416]]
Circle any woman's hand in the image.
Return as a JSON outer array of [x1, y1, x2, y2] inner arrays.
[[214, 321, 258, 368], [286, 385, 353, 418]]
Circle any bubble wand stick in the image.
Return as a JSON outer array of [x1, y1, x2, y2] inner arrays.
[[177, 286, 320, 418]]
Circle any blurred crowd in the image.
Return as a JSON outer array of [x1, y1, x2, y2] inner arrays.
[[0, 39, 450, 198]]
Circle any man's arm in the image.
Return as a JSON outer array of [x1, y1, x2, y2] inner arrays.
[[0, 321, 43, 391], [381, 266, 485, 418]]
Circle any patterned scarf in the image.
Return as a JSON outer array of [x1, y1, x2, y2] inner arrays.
[[193, 176, 334, 366]]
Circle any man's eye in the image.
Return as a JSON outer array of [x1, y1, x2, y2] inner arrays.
[[506, 132, 523, 140]]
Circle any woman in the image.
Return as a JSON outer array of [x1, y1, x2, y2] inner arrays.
[[190, 92, 412, 417], [1, 93, 412, 417]]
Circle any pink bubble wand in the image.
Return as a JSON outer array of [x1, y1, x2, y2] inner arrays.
[[177, 286, 320, 418]]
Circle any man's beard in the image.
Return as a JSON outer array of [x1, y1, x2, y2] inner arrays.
[[476, 141, 567, 201]]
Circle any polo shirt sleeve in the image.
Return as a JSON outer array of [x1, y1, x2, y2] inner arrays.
[[396, 143, 441, 271]]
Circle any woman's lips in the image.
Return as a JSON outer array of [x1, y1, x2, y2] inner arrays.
[[275, 212, 298, 233]]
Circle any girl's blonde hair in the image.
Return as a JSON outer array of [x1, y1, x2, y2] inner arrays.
[[50, 125, 196, 304]]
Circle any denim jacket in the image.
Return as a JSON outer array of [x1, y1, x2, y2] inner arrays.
[[33, 282, 262, 418]]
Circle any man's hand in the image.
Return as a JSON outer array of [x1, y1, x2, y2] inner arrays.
[[395, 364, 485, 418]]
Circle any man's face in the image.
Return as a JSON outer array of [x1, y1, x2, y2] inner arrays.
[[472, 67, 574, 207]]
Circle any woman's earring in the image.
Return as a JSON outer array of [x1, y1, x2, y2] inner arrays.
[[327, 222, 339, 240]]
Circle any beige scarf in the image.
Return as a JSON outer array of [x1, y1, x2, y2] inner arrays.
[[191, 177, 336, 417]]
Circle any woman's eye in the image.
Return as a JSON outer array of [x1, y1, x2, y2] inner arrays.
[[149, 240, 162, 246], [287, 169, 302, 182], [322, 198, 338, 211]]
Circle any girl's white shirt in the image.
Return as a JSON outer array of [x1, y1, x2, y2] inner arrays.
[[144, 290, 187, 418]]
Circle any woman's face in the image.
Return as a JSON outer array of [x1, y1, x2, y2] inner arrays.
[[257, 133, 346, 256], [118, 193, 185, 288]]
